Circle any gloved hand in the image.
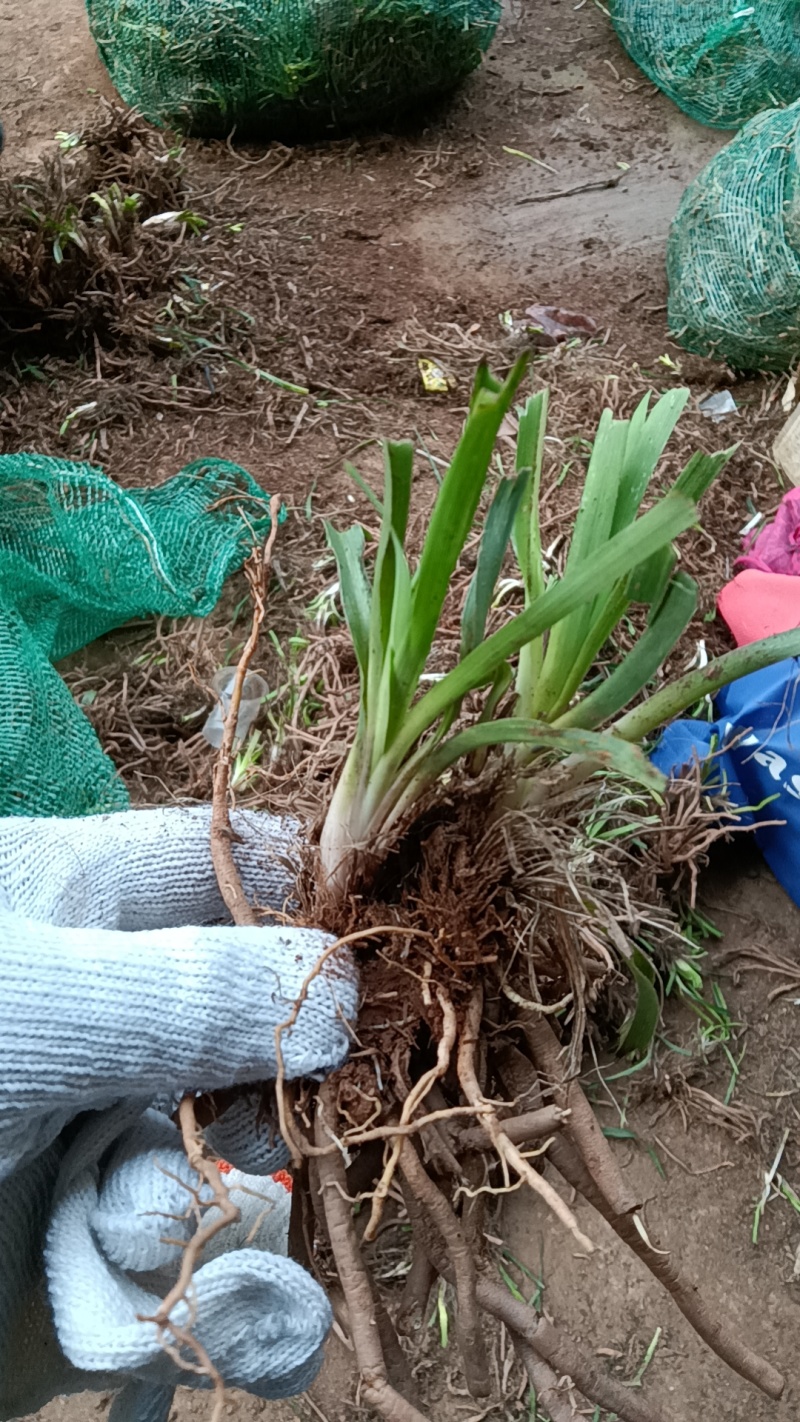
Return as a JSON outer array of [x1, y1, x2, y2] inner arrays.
[[0, 806, 357, 1422]]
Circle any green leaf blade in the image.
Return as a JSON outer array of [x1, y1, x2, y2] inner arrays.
[[379, 716, 666, 839], [424, 718, 667, 791], [398, 493, 699, 759], [461, 468, 531, 658], [400, 355, 529, 689], [558, 573, 698, 731], [366, 441, 414, 736], [324, 523, 371, 678], [512, 389, 548, 714], [671, 447, 733, 504], [618, 947, 661, 1058], [609, 388, 690, 535], [532, 414, 629, 716]]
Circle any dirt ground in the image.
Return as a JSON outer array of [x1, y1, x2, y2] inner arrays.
[[4, 1, 800, 1420]]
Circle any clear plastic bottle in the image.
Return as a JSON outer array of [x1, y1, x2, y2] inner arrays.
[[201, 667, 267, 749]]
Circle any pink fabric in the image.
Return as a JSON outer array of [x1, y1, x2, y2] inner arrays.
[[718, 568, 800, 646], [738, 488, 800, 574]]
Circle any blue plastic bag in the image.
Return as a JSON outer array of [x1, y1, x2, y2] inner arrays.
[[652, 658, 800, 907]]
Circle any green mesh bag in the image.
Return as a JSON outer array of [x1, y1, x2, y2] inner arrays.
[[85, 0, 500, 139], [610, 1, 800, 129], [667, 102, 800, 371], [0, 454, 276, 816]]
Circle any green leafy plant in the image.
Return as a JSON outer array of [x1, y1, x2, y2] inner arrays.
[[231, 729, 263, 790], [55, 130, 83, 152], [23, 202, 89, 264], [319, 355, 800, 895]]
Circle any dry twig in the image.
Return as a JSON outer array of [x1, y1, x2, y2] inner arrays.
[[515, 173, 623, 205], [210, 496, 281, 926]]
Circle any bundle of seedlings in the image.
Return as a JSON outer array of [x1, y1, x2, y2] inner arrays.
[[200, 357, 796, 1422], [0, 103, 190, 349]]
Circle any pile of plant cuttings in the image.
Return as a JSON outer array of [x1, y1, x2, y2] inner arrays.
[[202, 358, 800, 1422], [0, 103, 320, 460], [0, 103, 199, 349]]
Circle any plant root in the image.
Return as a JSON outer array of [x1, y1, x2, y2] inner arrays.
[[477, 1278, 669, 1422], [397, 1137, 490, 1399], [397, 1132, 662, 1422], [522, 1014, 641, 1216], [458, 988, 594, 1253], [511, 1338, 581, 1422], [363, 987, 457, 1243], [499, 1041, 785, 1401], [457, 1103, 567, 1151], [140, 1097, 240, 1422], [396, 1242, 436, 1333], [161, 511, 280, 1417], [315, 1083, 431, 1422], [547, 1129, 785, 1400]]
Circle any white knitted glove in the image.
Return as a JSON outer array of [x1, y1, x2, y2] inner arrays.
[[0, 807, 357, 1422]]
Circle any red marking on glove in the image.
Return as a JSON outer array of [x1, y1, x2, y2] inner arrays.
[[216, 1160, 293, 1193]]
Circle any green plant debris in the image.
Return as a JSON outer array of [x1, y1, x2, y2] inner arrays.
[[626, 1327, 662, 1388]]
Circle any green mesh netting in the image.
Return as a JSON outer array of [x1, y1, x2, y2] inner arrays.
[[85, 0, 501, 139], [667, 101, 800, 371], [609, 1, 800, 129], [0, 454, 275, 817]]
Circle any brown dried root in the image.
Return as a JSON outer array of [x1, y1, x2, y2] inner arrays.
[[154, 509, 280, 1413], [457, 1104, 567, 1151], [396, 1242, 436, 1332], [363, 986, 457, 1243], [547, 1127, 785, 1400], [458, 987, 594, 1253], [477, 1279, 669, 1422], [139, 1097, 240, 1422], [512, 1341, 580, 1422], [315, 1083, 430, 1422], [275, 925, 435, 1168], [396, 1136, 490, 1399], [210, 499, 281, 927], [498, 1042, 785, 1401], [522, 1014, 641, 1216], [398, 1132, 661, 1422]]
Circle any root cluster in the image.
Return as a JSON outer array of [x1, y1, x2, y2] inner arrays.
[[282, 966, 783, 1422], [269, 772, 782, 1420]]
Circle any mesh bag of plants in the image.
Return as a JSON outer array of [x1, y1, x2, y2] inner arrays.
[[84, 0, 501, 139], [667, 100, 800, 371], [609, 0, 800, 129], [0, 454, 275, 817]]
